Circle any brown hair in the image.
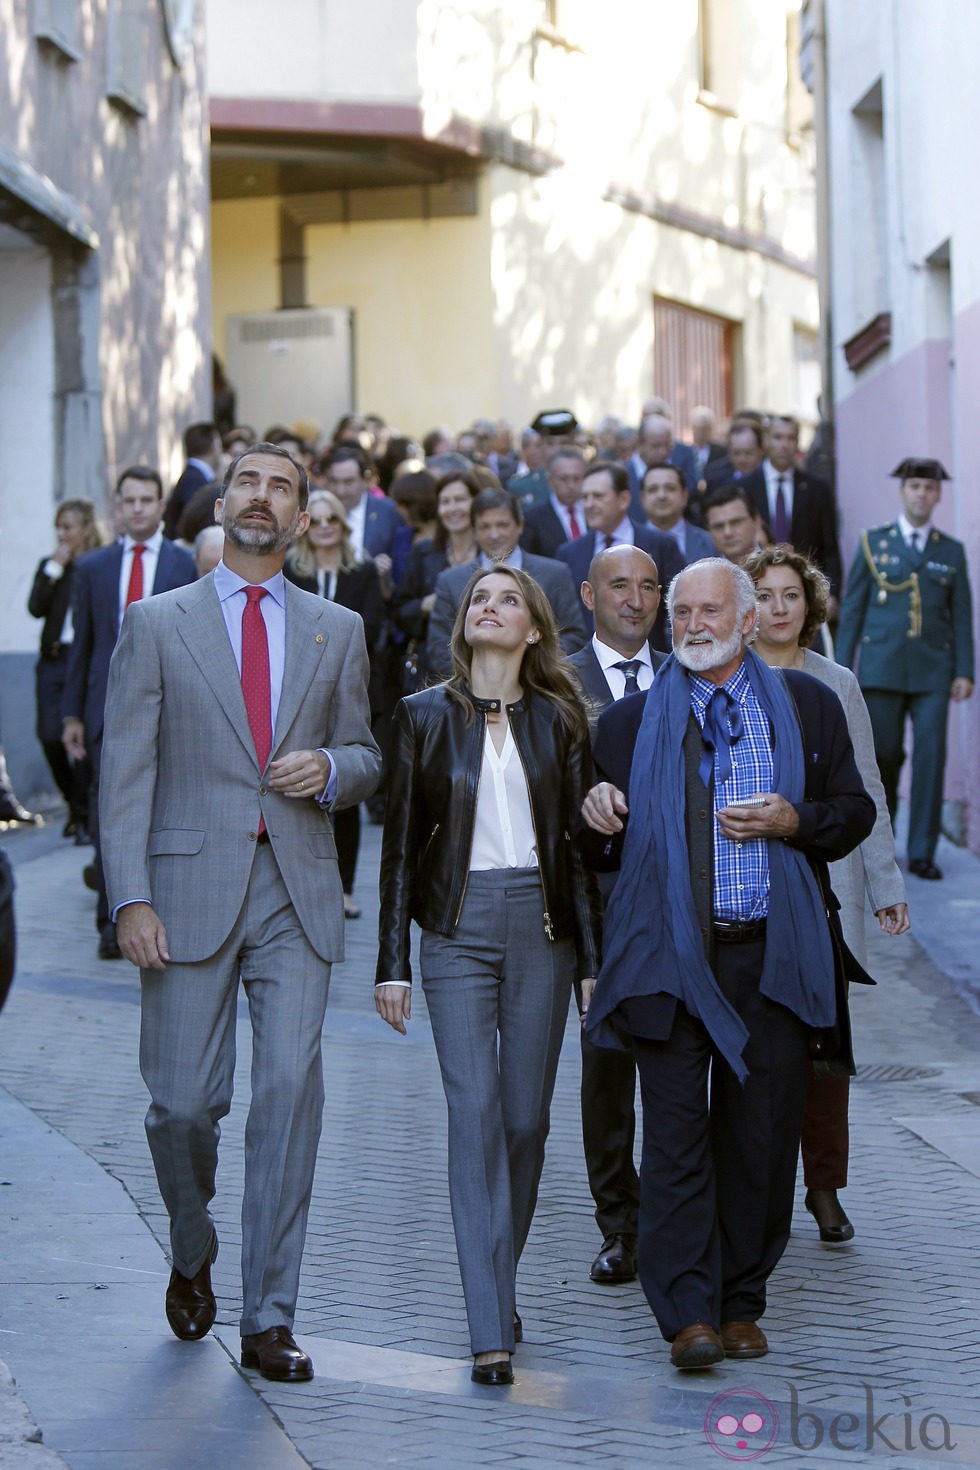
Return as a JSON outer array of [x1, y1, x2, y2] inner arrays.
[[743, 544, 830, 647], [445, 565, 589, 743], [432, 468, 483, 552]]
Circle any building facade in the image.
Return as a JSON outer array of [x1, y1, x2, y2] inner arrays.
[[0, 0, 211, 796], [816, 0, 980, 850], [207, 0, 819, 440]]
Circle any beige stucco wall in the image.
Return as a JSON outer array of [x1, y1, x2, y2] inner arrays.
[[209, 0, 817, 435]]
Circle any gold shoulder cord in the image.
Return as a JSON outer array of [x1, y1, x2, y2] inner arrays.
[[860, 530, 922, 638]]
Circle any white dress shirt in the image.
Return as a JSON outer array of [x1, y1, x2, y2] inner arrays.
[[117, 529, 164, 625], [469, 727, 538, 871], [897, 513, 932, 554], [549, 493, 585, 539], [595, 516, 636, 552], [592, 635, 655, 701], [347, 495, 367, 559]]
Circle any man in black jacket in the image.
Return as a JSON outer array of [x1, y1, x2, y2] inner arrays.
[[579, 558, 873, 1370]]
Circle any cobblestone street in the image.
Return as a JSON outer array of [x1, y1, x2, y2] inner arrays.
[[1, 817, 980, 1467]]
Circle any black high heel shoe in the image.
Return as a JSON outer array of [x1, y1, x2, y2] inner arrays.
[[471, 1355, 513, 1386], [804, 1188, 854, 1243]]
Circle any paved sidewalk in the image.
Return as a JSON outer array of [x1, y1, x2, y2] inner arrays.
[[0, 818, 979, 1467]]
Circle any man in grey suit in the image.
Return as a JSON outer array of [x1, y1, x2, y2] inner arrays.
[[100, 444, 381, 1383], [567, 546, 664, 1288], [425, 487, 586, 678]]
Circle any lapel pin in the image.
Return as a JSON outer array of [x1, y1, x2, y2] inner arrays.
[[315, 634, 324, 644]]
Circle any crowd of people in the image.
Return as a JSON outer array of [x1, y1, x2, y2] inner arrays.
[[15, 396, 973, 1384]]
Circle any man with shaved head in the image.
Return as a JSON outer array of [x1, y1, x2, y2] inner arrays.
[[567, 545, 665, 1288]]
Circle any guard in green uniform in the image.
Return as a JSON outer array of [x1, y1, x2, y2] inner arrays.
[[836, 458, 974, 879]]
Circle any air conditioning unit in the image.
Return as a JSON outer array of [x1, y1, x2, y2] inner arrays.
[[225, 308, 355, 442]]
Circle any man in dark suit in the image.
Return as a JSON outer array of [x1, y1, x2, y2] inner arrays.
[[690, 406, 727, 488], [519, 447, 587, 558], [579, 559, 874, 1369], [63, 466, 196, 958], [703, 419, 766, 495], [163, 422, 222, 539], [627, 413, 697, 507], [318, 444, 402, 567], [556, 461, 684, 651], [639, 464, 716, 566], [836, 457, 974, 879], [741, 415, 842, 606], [425, 488, 587, 677], [567, 545, 664, 1288]]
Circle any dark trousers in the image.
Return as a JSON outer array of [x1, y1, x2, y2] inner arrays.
[[35, 656, 90, 823], [801, 1069, 849, 1189], [862, 688, 949, 863], [633, 938, 809, 1340], [333, 803, 360, 895], [88, 737, 110, 933], [579, 1028, 639, 1239]]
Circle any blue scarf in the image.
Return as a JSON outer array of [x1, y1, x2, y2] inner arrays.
[[585, 648, 835, 1082]]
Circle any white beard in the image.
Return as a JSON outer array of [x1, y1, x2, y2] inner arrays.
[[674, 625, 743, 673]]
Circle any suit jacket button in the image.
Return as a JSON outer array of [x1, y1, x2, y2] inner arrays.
[[699, 869, 708, 879], [247, 831, 258, 842], [258, 786, 268, 796]]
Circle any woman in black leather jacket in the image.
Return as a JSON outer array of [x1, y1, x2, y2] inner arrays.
[[376, 566, 600, 1385]]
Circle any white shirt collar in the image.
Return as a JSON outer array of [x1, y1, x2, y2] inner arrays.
[[123, 527, 164, 553], [897, 513, 932, 546], [592, 634, 653, 672]]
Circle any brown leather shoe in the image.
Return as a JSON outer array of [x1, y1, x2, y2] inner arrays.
[[720, 1320, 769, 1358], [670, 1322, 724, 1369], [165, 1229, 218, 1340], [241, 1326, 314, 1382]]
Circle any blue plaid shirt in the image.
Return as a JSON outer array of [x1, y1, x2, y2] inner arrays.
[[689, 661, 773, 921]]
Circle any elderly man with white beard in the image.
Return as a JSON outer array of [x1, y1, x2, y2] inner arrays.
[[577, 559, 874, 1370]]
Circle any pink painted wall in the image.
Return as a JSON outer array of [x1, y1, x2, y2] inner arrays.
[[835, 308, 980, 851]]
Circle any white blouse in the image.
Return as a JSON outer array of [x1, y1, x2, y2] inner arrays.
[[469, 726, 538, 871]]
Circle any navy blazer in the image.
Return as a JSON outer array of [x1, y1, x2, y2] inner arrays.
[[63, 538, 197, 741], [520, 501, 582, 559], [742, 466, 842, 597], [164, 463, 212, 540], [361, 495, 403, 560], [555, 526, 685, 652]]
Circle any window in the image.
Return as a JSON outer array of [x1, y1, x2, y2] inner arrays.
[[107, 0, 147, 115], [653, 299, 735, 436], [34, 0, 81, 61]]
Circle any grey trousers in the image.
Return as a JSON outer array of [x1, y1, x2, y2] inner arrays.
[[421, 868, 574, 1355], [139, 840, 331, 1337]]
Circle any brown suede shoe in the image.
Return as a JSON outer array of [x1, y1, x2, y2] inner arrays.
[[670, 1322, 725, 1369], [720, 1320, 769, 1358], [241, 1326, 314, 1382], [165, 1229, 218, 1341]]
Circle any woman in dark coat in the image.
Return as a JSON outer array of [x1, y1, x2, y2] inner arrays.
[[27, 498, 107, 839], [285, 489, 383, 917]]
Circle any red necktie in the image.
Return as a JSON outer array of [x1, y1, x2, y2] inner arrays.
[[125, 544, 146, 607], [568, 509, 581, 539], [241, 589, 273, 835]]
